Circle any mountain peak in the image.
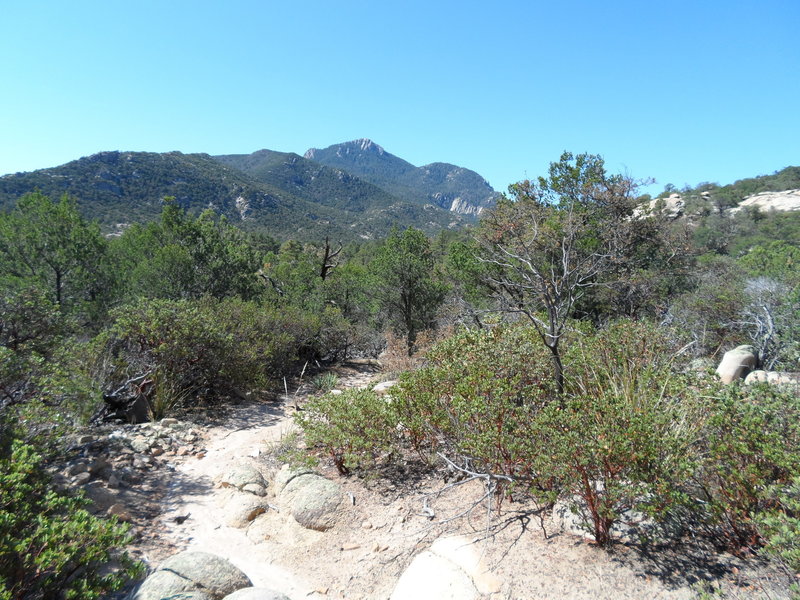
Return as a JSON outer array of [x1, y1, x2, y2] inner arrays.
[[304, 139, 385, 161]]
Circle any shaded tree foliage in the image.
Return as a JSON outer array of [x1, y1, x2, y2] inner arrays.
[[371, 228, 448, 355]]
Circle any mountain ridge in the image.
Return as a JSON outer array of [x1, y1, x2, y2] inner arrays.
[[304, 139, 499, 216], [0, 143, 486, 242]]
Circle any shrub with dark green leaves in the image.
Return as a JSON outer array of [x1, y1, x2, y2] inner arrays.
[[0, 440, 141, 600], [97, 297, 340, 419], [758, 476, 800, 572], [693, 383, 800, 550], [295, 388, 400, 475], [392, 325, 555, 493], [541, 320, 699, 545]]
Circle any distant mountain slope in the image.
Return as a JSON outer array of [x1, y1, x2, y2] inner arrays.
[[0, 150, 467, 241], [304, 139, 499, 216], [213, 149, 401, 213]]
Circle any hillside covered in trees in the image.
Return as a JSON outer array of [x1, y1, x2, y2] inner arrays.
[[1, 152, 799, 598], [0, 140, 497, 243]]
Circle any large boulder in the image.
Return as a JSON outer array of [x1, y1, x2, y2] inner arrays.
[[716, 345, 758, 384], [280, 473, 344, 531], [130, 551, 252, 600]]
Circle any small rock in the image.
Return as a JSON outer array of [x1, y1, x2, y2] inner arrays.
[[66, 462, 89, 476], [176, 446, 190, 456], [107, 474, 121, 488], [77, 434, 95, 444], [160, 418, 179, 427], [373, 380, 397, 395], [151, 446, 164, 457], [73, 472, 92, 486], [129, 436, 150, 453], [107, 503, 132, 521], [361, 520, 373, 529], [87, 457, 110, 475]]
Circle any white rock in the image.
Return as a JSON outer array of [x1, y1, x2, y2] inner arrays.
[[716, 345, 757, 384], [390, 550, 479, 600]]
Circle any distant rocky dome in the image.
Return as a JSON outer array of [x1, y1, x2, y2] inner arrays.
[[304, 138, 385, 160], [729, 189, 800, 214]]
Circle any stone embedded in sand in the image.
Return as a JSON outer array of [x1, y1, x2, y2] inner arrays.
[[390, 550, 479, 600], [223, 493, 270, 528], [220, 462, 267, 491], [280, 474, 344, 531], [130, 551, 252, 600], [429, 536, 502, 595], [272, 464, 316, 496]]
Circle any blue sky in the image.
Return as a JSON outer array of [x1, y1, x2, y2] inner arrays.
[[1, 0, 797, 197]]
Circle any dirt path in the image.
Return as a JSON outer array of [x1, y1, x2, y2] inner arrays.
[[126, 365, 793, 600]]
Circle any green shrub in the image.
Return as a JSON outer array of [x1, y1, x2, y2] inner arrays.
[[98, 298, 232, 417], [392, 325, 555, 494], [539, 320, 699, 545], [0, 440, 142, 599], [309, 373, 339, 394], [295, 388, 400, 475], [97, 297, 338, 419], [758, 476, 800, 572], [694, 383, 800, 550]]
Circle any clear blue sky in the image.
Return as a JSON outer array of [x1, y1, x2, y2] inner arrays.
[[1, 0, 797, 196]]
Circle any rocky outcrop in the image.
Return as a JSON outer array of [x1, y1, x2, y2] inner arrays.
[[729, 189, 800, 215], [636, 193, 685, 219], [716, 345, 758, 384], [53, 418, 205, 522]]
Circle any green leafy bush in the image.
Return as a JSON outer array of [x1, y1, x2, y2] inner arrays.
[[97, 297, 338, 419], [295, 388, 400, 475], [541, 320, 699, 545], [392, 325, 554, 492], [0, 440, 141, 599], [758, 476, 800, 572], [693, 383, 800, 550]]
